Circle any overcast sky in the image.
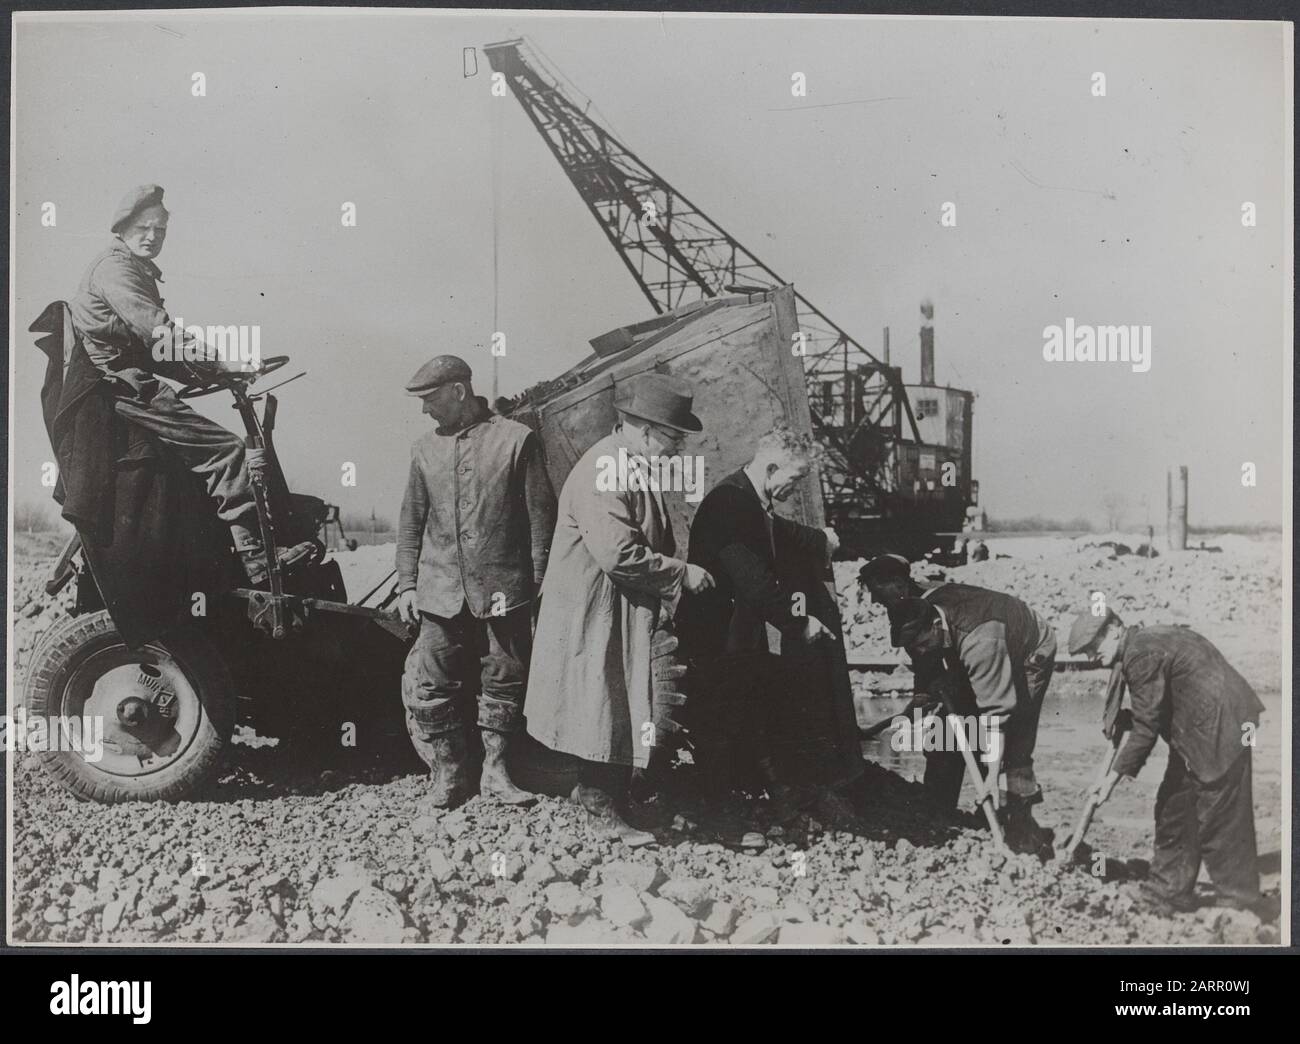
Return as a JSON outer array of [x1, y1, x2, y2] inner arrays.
[[9, 10, 1291, 529]]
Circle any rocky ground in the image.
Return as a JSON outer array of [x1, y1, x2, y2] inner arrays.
[[5, 530, 1286, 947]]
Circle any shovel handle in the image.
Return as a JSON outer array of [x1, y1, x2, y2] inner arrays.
[[945, 711, 1008, 853], [1061, 731, 1126, 859], [1061, 798, 1100, 860]]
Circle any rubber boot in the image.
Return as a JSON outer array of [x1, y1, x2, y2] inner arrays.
[[1135, 882, 1197, 917], [427, 729, 472, 809], [572, 782, 655, 847], [1001, 798, 1054, 856], [479, 729, 536, 805]]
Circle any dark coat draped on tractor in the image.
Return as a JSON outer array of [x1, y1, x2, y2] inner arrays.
[[33, 301, 232, 648]]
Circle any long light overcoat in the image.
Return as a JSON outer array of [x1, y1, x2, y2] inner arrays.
[[526, 430, 685, 768]]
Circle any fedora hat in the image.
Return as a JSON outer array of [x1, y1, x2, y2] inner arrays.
[[617, 373, 703, 433]]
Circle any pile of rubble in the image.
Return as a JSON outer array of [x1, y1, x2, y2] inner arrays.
[[10, 533, 78, 679], [7, 531, 1280, 947], [835, 535, 1283, 670], [9, 753, 1276, 946]]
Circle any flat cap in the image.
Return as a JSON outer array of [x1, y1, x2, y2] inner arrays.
[[892, 597, 940, 649], [858, 554, 912, 586], [111, 184, 165, 233], [1067, 608, 1120, 654], [406, 355, 473, 396]]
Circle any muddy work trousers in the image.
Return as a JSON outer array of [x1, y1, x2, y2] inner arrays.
[[110, 374, 259, 546], [402, 603, 532, 763], [1148, 749, 1260, 908], [922, 629, 1056, 809]]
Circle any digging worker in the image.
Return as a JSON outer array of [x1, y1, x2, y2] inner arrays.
[[678, 425, 861, 817], [1068, 610, 1268, 917], [67, 184, 312, 584], [526, 374, 715, 846], [396, 355, 557, 808], [858, 553, 941, 648], [890, 587, 1056, 821]]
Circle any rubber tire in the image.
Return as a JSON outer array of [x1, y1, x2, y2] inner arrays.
[[23, 610, 235, 803]]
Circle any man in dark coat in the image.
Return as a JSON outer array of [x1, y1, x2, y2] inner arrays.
[[678, 425, 861, 814], [1069, 610, 1268, 917]]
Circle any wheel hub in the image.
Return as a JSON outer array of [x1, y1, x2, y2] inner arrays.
[[117, 696, 152, 727], [61, 645, 202, 776]]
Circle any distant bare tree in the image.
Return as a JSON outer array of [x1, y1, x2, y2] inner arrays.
[[14, 501, 57, 533], [1100, 491, 1127, 532]]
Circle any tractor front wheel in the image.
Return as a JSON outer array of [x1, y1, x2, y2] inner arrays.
[[23, 611, 235, 803]]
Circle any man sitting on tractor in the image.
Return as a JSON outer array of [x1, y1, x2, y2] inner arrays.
[[68, 183, 313, 584]]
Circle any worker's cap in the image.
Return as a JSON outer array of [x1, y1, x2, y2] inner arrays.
[[1067, 608, 1121, 655], [406, 355, 473, 396], [857, 554, 911, 586], [892, 597, 941, 649], [111, 185, 166, 233], [616, 373, 703, 433]]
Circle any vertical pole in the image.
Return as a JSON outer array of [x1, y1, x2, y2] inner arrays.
[[491, 92, 501, 403], [1167, 465, 1188, 550], [920, 299, 935, 387]]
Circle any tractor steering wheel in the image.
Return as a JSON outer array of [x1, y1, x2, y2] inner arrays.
[[177, 355, 290, 399]]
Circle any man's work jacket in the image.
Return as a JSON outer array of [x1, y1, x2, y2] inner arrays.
[[396, 401, 556, 619], [917, 583, 1049, 721], [1113, 625, 1264, 782]]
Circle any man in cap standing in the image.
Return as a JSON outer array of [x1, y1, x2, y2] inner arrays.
[[67, 184, 307, 583], [526, 374, 714, 845], [397, 355, 557, 807], [892, 588, 1056, 832], [1068, 610, 1269, 917]]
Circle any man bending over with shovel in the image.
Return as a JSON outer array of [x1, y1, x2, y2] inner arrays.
[[1067, 610, 1271, 919], [892, 592, 1056, 851]]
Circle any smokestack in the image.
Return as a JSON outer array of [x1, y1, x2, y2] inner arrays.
[[1167, 465, 1188, 550], [882, 326, 890, 365], [919, 298, 935, 386]]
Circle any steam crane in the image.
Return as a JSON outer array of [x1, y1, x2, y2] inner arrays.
[[483, 38, 977, 555]]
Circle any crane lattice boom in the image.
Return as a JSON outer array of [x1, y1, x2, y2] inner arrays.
[[484, 38, 926, 520]]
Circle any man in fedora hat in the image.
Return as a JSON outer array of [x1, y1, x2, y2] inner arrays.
[[526, 373, 715, 845], [397, 354, 557, 807], [1067, 609, 1269, 918], [67, 184, 311, 584]]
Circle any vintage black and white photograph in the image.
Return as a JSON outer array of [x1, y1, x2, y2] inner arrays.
[[5, 7, 1292, 952]]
